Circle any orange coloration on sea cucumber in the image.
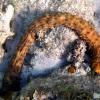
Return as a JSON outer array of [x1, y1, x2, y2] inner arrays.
[[67, 66, 76, 73], [4, 12, 100, 89]]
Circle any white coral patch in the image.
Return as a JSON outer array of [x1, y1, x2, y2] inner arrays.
[[0, 4, 14, 59]]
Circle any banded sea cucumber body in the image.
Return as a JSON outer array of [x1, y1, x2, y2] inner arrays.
[[4, 12, 100, 89]]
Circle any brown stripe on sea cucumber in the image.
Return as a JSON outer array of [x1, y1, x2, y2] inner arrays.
[[2, 12, 100, 92]]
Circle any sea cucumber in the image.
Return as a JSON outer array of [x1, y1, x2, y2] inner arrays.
[[3, 12, 100, 91]]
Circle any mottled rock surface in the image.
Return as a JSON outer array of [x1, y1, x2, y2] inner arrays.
[[0, 0, 100, 100]]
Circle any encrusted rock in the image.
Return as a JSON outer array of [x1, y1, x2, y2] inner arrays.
[[66, 39, 90, 75], [0, 4, 14, 60]]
